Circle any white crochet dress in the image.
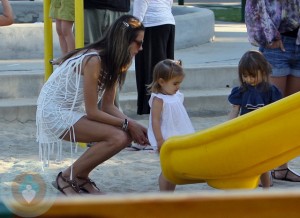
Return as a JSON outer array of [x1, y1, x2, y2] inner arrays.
[[36, 51, 101, 167], [147, 91, 195, 151]]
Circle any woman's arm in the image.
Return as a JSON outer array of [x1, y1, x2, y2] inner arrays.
[[228, 105, 240, 120], [151, 97, 164, 152], [102, 86, 149, 145], [83, 55, 123, 127], [83, 55, 149, 145], [0, 0, 13, 26]]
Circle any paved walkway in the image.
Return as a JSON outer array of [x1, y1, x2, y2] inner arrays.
[[0, 22, 254, 72]]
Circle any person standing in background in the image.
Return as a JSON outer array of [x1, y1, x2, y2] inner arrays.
[[245, 0, 300, 182], [84, 0, 130, 46], [84, 0, 131, 108], [0, 0, 13, 26], [50, 0, 75, 57], [133, 0, 175, 115]]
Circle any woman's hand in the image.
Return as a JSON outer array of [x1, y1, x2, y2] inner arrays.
[[267, 39, 285, 52], [127, 120, 149, 145]]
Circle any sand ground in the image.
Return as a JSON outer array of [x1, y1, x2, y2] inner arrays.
[[1, 115, 300, 200]]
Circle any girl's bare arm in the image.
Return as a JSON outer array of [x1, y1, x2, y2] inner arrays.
[[228, 105, 240, 120], [151, 97, 164, 151], [83, 55, 149, 145]]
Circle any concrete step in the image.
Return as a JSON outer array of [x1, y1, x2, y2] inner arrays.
[[0, 71, 43, 99], [0, 88, 231, 122], [0, 65, 238, 98], [122, 65, 238, 93], [120, 88, 231, 117], [0, 97, 37, 122]]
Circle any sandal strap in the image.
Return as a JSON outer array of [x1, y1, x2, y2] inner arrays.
[[77, 177, 101, 191], [273, 168, 289, 172], [57, 172, 81, 193], [273, 168, 289, 177]]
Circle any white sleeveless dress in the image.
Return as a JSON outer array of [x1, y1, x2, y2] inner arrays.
[[36, 51, 101, 166], [147, 91, 195, 150]]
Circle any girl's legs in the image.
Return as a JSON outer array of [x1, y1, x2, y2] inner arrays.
[[57, 117, 132, 195], [271, 75, 300, 181], [260, 172, 271, 188], [159, 172, 176, 192], [56, 19, 75, 55]]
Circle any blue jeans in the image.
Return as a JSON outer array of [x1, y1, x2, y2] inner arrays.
[[260, 35, 300, 77]]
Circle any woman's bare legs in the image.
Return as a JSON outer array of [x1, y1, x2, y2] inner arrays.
[[56, 19, 75, 55], [270, 75, 300, 181], [57, 117, 132, 195]]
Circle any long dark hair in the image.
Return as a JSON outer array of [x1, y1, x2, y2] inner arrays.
[[60, 15, 144, 90]]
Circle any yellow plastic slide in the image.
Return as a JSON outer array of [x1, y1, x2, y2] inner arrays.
[[160, 92, 300, 189]]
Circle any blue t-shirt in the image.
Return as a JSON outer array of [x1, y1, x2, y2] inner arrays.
[[228, 83, 282, 115]]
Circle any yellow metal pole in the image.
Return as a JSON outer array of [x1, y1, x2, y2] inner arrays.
[[75, 0, 86, 148], [75, 0, 84, 48], [43, 0, 53, 81]]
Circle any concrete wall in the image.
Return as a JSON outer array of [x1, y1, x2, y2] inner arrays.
[[0, 1, 43, 23]]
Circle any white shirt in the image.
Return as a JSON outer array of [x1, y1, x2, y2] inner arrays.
[[148, 91, 195, 150], [133, 0, 175, 27]]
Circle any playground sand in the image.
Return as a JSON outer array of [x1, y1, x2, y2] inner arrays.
[[0, 116, 300, 198]]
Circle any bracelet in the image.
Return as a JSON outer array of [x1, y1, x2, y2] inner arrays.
[[121, 119, 129, 131]]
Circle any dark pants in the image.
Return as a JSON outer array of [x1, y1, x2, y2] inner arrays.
[[135, 24, 175, 115]]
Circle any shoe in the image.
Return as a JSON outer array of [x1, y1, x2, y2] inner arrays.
[[77, 177, 104, 194], [271, 168, 300, 182], [54, 172, 82, 195]]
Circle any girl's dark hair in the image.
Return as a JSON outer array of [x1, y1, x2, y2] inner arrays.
[[238, 50, 272, 91], [60, 15, 144, 91], [147, 59, 184, 93]]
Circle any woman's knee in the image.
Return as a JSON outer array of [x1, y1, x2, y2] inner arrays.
[[108, 130, 131, 149]]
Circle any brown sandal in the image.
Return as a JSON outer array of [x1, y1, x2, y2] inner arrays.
[[77, 177, 103, 194], [55, 172, 82, 195]]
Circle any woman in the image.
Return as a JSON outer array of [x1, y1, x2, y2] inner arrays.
[[133, 0, 175, 115], [245, 0, 300, 182], [36, 15, 149, 195]]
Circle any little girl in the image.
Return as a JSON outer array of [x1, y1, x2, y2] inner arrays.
[[228, 50, 282, 188], [147, 59, 195, 191]]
